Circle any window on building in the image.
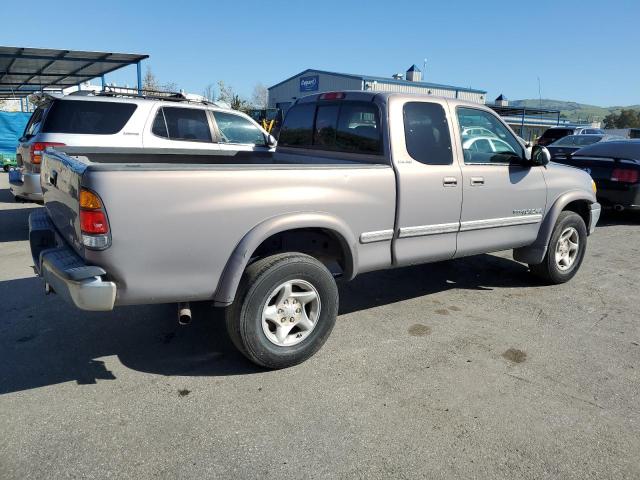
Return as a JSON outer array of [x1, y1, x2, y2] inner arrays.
[[403, 102, 453, 165]]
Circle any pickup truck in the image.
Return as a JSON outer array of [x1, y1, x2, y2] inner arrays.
[[29, 91, 601, 368]]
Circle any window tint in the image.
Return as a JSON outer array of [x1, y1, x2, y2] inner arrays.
[[279, 101, 382, 155], [335, 103, 381, 154], [314, 105, 339, 147], [42, 100, 137, 134], [278, 104, 315, 147], [152, 110, 169, 138], [403, 102, 453, 165], [157, 107, 212, 142], [23, 107, 45, 137], [212, 111, 266, 145], [457, 107, 522, 164]]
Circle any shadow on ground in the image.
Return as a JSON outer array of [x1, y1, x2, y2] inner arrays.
[[596, 209, 639, 227], [0, 206, 40, 242], [0, 253, 536, 394]]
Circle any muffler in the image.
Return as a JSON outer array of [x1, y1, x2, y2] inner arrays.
[[178, 302, 192, 326], [614, 204, 625, 212]]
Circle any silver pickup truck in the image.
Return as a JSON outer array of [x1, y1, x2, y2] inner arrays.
[[30, 91, 601, 368]]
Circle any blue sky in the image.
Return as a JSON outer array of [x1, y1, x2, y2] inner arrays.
[[3, 0, 638, 106]]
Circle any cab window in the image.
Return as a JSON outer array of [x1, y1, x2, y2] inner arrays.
[[403, 102, 453, 165], [457, 107, 522, 164], [212, 111, 266, 145]]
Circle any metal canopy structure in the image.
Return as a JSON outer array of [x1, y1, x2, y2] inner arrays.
[[0, 46, 148, 99]]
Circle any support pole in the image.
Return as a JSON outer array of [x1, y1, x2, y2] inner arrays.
[[101, 75, 106, 90], [557, 111, 560, 126], [25, 96, 29, 112], [521, 107, 526, 136], [137, 61, 142, 94], [20, 98, 24, 112]]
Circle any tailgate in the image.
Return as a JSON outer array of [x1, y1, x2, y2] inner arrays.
[[41, 149, 89, 254]]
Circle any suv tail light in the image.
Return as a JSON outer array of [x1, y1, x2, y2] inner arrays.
[[79, 188, 111, 249], [30, 142, 65, 164], [611, 168, 639, 184]]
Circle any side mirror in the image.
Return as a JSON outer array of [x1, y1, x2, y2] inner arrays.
[[531, 145, 551, 166], [266, 134, 277, 148]]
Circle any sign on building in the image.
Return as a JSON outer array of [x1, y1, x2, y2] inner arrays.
[[299, 75, 319, 92]]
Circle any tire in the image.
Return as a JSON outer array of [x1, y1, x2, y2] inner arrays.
[[3, 165, 9, 172], [529, 211, 587, 284], [225, 253, 339, 369]]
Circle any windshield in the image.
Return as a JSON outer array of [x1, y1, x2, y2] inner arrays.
[[553, 135, 602, 147], [542, 128, 573, 140]]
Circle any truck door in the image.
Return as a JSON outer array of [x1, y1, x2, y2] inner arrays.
[[390, 98, 463, 265], [452, 106, 547, 257]]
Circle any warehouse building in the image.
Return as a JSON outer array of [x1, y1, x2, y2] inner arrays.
[[268, 65, 487, 112]]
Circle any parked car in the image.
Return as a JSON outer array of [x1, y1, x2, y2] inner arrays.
[[547, 134, 623, 160], [462, 135, 516, 154], [30, 91, 600, 368], [10, 91, 274, 201], [552, 140, 640, 212], [2, 154, 17, 172], [537, 126, 605, 146]]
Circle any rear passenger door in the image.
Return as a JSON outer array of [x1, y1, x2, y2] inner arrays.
[[390, 98, 463, 265], [144, 106, 219, 150], [210, 111, 270, 152]]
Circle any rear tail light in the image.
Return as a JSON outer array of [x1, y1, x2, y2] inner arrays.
[[611, 168, 639, 184], [30, 142, 65, 164], [79, 188, 110, 249]]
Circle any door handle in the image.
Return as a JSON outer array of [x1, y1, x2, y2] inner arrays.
[[443, 177, 458, 187], [470, 176, 485, 186]]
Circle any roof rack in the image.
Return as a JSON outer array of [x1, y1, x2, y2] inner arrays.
[[95, 85, 230, 108]]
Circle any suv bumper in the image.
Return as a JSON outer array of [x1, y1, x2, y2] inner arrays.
[[10, 171, 43, 202], [589, 202, 601, 234], [29, 210, 116, 311]]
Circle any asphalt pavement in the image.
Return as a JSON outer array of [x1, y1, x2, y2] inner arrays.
[[1, 173, 639, 479]]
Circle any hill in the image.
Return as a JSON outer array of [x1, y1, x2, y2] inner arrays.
[[509, 99, 640, 123]]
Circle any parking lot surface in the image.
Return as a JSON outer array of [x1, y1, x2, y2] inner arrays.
[[1, 172, 639, 479]]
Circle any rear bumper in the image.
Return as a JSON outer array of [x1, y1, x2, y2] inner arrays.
[[9, 171, 43, 201], [589, 202, 601, 234], [29, 210, 116, 311], [596, 185, 640, 211]]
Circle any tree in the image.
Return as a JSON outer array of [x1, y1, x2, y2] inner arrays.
[[202, 83, 216, 102], [142, 65, 178, 93], [216, 81, 250, 112], [603, 109, 640, 129], [251, 83, 268, 109]]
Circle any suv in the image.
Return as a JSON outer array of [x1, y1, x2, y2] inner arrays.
[[11, 91, 274, 201], [537, 126, 605, 147]]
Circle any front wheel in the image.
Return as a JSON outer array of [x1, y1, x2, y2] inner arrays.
[[225, 253, 339, 369], [529, 211, 587, 284]]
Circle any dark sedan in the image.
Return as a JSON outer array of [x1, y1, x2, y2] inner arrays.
[[552, 140, 640, 212], [547, 134, 622, 161]]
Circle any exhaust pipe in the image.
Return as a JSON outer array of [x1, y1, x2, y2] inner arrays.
[[178, 302, 192, 326], [614, 204, 625, 212]]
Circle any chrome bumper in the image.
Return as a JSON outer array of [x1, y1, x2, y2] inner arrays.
[[589, 202, 601, 235], [10, 171, 43, 201], [29, 210, 116, 311]]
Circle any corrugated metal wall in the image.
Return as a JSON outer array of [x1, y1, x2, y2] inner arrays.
[[268, 73, 362, 108], [369, 81, 484, 103]]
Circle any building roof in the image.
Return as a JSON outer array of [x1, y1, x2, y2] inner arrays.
[[406, 64, 421, 72], [0, 46, 149, 99], [268, 68, 487, 95], [495, 94, 507, 101]]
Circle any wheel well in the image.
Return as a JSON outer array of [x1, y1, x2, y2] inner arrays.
[[563, 200, 590, 227], [251, 228, 351, 277]]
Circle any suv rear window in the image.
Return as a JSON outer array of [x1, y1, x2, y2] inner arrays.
[[279, 101, 382, 155], [42, 100, 137, 135], [541, 128, 573, 140]]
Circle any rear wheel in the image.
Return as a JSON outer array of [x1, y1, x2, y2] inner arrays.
[[2, 165, 9, 172], [225, 253, 339, 369], [529, 211, 587, 284]]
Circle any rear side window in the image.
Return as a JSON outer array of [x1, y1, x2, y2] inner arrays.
[[279, 101, 382, 155], [23, 107, 46, 137], [42, 100, 136, 134], [212, 111, 266, 145], [152, 107, 212, 142], [403, 102, 452, 165]]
